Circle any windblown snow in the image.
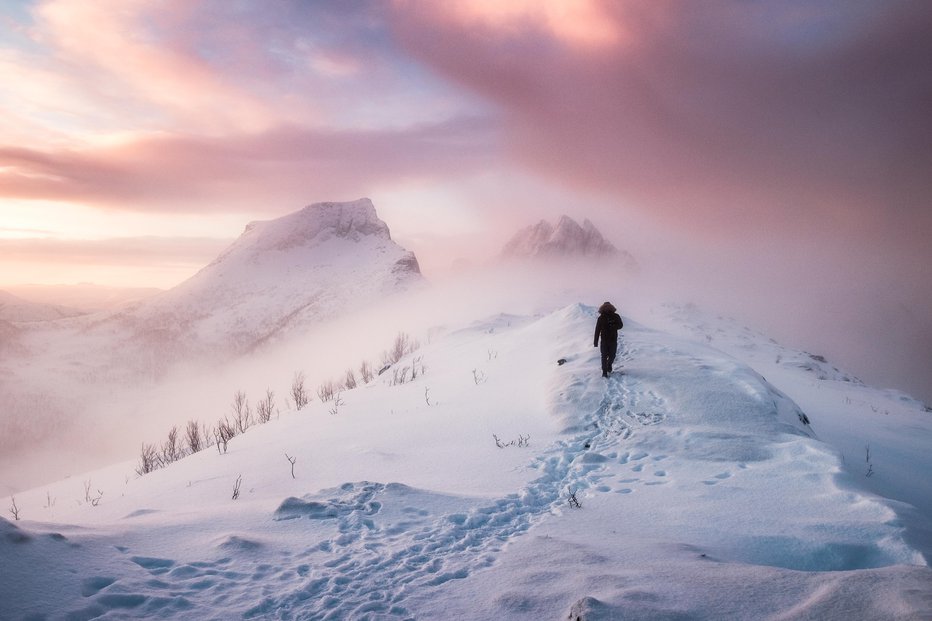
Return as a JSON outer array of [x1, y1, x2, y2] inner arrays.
[[3, 303, 931, 620], [123, 198, 423, 353]]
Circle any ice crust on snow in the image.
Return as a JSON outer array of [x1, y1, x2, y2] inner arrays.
[[2, 302, 930, 620]]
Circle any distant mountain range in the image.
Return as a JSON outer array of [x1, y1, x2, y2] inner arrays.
[[3, 283, 162, 313], [0, 289, 86, 322]]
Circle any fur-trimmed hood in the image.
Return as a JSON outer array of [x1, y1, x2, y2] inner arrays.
[[598, 301, 616, 314]]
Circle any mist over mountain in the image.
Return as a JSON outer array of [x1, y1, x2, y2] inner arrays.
[[0, 290, 86, 322], [501, 215, 636, 268], [109, 198, 423, 356], [4, 283, 162, 313], [0, 199, 424, 492]]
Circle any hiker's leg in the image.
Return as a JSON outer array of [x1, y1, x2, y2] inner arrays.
[[600, 342, 612, 373], [605, 339, 618, 372]]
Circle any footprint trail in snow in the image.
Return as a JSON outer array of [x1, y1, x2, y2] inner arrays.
[[89, 333, 669, 620]]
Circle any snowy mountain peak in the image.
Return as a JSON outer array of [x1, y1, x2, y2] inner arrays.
[[501, 214, 630, 262], [125, 198, 423, 354], [224, 198, 393, 261]]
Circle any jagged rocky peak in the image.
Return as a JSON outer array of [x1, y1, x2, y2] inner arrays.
[[501, 214, 620, 259]]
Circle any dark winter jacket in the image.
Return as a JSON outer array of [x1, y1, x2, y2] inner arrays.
[[594, 302, 623, 347]]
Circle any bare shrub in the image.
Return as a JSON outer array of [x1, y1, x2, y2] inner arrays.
[[387, 356, 427, 386], [232, 475, 242, 500], [231, 391, 252, 434], [186, 420, 203, 453], [317, 380, 337, 403], [201, 421, 214, 448], [492, 433, 530, 448], [390, 366, 410, 386], [84, 480, 93, 503], [343, 369, 357, 390], [291, 371, 309, 410], [382, 331, 419, 366], [10, 497, 20, 521], [285, 453, 297, 479], [136, 443, 161, 475], [359, 360, 374, 384], [567, 488, 582, 509], [161, 425, 181, 464], [257, 389, 275, 423], [215, 417, 237, 454], [410, 356, 425, 380]]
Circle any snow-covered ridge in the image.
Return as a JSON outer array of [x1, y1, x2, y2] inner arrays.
[[3, 303, 929, 619]]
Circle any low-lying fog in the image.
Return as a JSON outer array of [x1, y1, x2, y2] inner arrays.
[[2, 247, 929, 495]]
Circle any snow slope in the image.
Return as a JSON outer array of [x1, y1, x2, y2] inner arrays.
[[116, 198, 423, 354], [3, 303, 930, 620], [0, 199, 425, 492]]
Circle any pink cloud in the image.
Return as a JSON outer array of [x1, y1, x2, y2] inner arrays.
[[389, 1, 932, 240], [0, 235, 228, 265], [0, 116, 500, 211]]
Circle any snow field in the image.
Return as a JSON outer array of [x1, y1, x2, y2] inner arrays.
[[2, 303, 930, 620]]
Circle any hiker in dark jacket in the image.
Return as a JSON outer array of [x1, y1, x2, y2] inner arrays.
[[594, 301, 623, 377]]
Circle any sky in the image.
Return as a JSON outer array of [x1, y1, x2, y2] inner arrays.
[[0, 1, 930, 400]]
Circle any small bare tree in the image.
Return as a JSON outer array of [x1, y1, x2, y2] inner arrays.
[[215, 417, 236, 454], [136, 443, 161, 475], [291, 371, 309, 410], [257, 388, 275, 423], [186, 419, 203, 453], [201, 421, 214, 448], [317, 380, 337, 402], [410, 356, 425, 380], [381, 331, 419, 366], [343, 369, 357, 390], [10, 497, 20, 521], [161, 425, 181, 464], [231, 391, 252, 434], [390, 366, 410, 386], [285, 453, 297, 479], [359, 360, 374, 384]]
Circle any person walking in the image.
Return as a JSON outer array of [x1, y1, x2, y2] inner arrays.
[[594, 301, 623, 377]]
